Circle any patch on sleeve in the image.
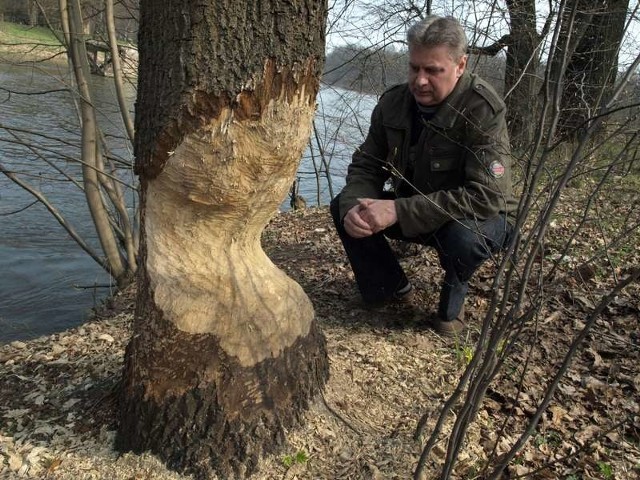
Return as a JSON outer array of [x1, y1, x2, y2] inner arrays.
[[489, 160, 505, 178]]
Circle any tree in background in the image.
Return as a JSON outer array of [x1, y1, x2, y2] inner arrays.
[[0, 0, 58, 26], [115, 0, 329, 478], [555, 0, 630, 141], [1, 1, 139, 287], [501, 0, 549, 148], [483, 0, 630, 145]]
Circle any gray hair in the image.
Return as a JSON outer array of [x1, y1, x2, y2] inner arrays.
[[407, 16, 468, 61]]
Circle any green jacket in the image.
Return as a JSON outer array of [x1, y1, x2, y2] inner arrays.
[[338, 72, 518, 237]]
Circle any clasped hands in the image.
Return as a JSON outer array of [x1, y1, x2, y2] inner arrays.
[[343, 198, 397, 238]]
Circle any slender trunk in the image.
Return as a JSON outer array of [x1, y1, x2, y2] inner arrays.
[[64, 0, 129, 284], [105, 0, 135, 144], [28, 0, 38, 26], [95, 139, 138, 273], [58, 0, 70, 46]]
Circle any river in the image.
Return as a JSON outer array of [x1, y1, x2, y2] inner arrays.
[[0, 61, 375, 344]]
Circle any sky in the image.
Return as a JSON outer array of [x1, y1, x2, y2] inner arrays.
[[325, 0, 640, 71]]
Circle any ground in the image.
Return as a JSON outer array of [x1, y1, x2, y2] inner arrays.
[[0, 22, 66, 63], [0, 206, 639, 480]]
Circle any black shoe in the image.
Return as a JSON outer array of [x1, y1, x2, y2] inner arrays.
[[356, 283, 415, 309]]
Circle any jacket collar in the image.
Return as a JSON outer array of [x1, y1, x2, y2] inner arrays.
[[431, 72, 472, 129], [383, 72, 472, 131]]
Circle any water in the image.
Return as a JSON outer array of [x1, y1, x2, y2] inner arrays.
[[0, 61, 136, 343], [0, 61, 376, 344], [295, 85, 377, 204]]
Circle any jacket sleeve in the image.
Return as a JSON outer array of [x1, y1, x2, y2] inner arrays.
[[337, 102, 392, 220], [395, 99, 514, 237]]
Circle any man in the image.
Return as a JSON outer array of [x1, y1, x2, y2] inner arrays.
[[330, 15, 517, 335]]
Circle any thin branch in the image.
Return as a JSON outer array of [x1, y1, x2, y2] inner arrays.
[[0, 161, 108, 271]]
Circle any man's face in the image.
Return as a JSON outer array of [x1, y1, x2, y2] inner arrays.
[[408, 45, 467, 106]]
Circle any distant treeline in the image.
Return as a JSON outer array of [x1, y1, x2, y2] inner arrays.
[[323, 43, 508, 96], [322, 44, 408, 95], [0, 0, 138, 41]]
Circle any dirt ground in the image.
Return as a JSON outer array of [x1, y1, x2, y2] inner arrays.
[[1, 206, 638, 479]]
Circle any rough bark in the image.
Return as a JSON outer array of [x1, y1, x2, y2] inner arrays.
[[555, 0, 629, 140], [505, 0, 542, 148], [119, 271, 328, 478], [117, 1, 329, 478]]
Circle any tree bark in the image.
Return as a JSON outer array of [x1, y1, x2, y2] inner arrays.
[[64, 0, 130, 285], [556, 0, 629, 140], [505, 0, 542, 148], [116, 1, 329, 478]]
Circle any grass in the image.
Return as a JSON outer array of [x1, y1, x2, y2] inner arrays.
[[0, 21, 65, 62], [282, 450, 309, 468], [0, 21, 61, 46], [597, 461, 614, 480]]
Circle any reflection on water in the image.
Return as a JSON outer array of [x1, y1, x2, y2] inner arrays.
[[0, 61, 134, 344], [0, 60, 374, 344], [1, 245, 112, 342]]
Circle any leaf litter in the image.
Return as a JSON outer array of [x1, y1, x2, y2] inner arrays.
[[0, 202, 638, 479]]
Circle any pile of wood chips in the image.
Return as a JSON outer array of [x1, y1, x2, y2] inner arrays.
[[1, 207, 638, 479]]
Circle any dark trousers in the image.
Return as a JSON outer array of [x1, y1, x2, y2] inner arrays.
[[330, 194, 512, 320]]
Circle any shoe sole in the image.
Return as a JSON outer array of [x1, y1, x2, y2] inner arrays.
[[431, 318, 466, 336]]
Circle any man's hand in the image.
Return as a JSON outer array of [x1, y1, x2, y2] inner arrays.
[[343, 203, 374, 238], [358, 198, 398, 233], [343, 198, 398, 238]]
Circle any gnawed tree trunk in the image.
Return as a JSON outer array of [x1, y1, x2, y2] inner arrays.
[[116, 1, 329, 478]]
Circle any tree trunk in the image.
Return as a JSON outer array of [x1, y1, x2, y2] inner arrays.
[[105, 0, 134, 144], [28, 0, 38, 26], [64, 0, 130, 285], [116, 1, 329, 479], [505, 0, 541, 148], [556, 0, 629, 140]]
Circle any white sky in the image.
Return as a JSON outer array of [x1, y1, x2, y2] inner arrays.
[[326, 0, 640, 71]]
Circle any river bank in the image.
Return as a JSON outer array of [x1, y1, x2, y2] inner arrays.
[[0, 22, 66, 63], [1, 207, 639, 479], [0, 37, 357, 344]]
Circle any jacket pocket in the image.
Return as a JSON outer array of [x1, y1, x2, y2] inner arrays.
[[421, 154, 464, 192], [430, 155, 460, 172]]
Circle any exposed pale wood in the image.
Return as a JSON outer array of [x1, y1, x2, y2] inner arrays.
[[146, 85, 317, 365]]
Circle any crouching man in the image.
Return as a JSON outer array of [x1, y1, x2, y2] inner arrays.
[[330, 15, 518, 335]]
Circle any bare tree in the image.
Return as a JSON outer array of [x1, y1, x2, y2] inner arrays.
[[412, 2, 640, 478], [555, 0, 630, 141], [62, 0, 135, 285], [105, 0, 133, 142], [500, 0, 551, 148], [1, 0, 139, 286]]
